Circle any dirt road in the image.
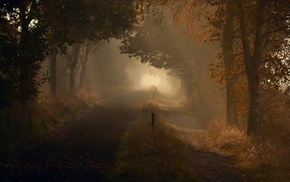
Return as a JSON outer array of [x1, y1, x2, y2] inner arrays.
[[0, 101, 248, 181], [163, 110, 248, 182], [0, 105, 135, 181]]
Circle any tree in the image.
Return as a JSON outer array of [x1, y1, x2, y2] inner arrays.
[[43, 0, 140, 94], [120, 17, 218, 119], [204, 0, 289, 135], [78, 42, 92, 89], [0, 0, 48, 105], [235, 0, 289, 135], [143, 0, 290, 135]]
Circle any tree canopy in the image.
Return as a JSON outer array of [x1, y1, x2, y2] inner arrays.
[[0, 0, 140, 104], [0, 0, 48, 106], [133, 0, 290, 135]]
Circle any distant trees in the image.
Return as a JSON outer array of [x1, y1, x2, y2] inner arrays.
[[140, 0, 290, 136], [120, 18, 218, 120], [0, 0, 140, 106], [43, 0, 140, 95], [0, 0, 288, 137]]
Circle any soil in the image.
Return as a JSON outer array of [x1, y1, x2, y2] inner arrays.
[[177, 127, 248, 182], [161, 110, 248, 182], [0, 104, 248, 181], [0, 105, 135, 181]]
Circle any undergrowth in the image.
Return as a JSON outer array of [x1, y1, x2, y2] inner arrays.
[[112, 99, 197, 181], [0, 91, 98, 154], [202, 119, 290, 182]]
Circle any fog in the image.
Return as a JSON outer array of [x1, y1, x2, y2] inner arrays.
[[84, 39, 185, 107], [41, 17, 222, 123], [2, 1, 289, 180]]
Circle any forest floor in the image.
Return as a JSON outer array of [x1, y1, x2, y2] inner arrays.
[[0, 102, 248, 181]]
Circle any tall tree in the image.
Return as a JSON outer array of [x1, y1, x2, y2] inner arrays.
[[221, 2, 238, 125], [144, 0, 290, 135], [0, 0, 48, 105], [43, 0, 140, 94], [120, 18, 217, 118], [235, 0, 289, 135]]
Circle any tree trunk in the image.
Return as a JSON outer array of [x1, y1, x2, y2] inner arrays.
[[222, 2, 238, 125], [247, 72, 261, 135], [79, 44, 90, 88], [50, 41, 57, 95], [236, 0, 265, 136], [79, 61, 86, 89], [18, 3, 30, 103], [69, 43, 81, 95]]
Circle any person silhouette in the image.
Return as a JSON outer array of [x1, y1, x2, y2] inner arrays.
[[152, 86, 157, 100]]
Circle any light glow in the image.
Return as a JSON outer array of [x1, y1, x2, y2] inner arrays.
[[139, 75, 161, 88]]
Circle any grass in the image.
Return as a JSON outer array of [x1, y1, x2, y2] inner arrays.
[[199, 119, 290, 182], [0, 91, 98, 154], [111, 100, 197, 181]]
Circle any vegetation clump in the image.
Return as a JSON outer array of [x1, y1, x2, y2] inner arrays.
[[202, 119, 290, 182], [0, 91, 98, 154], [112, 100, 197, 181]]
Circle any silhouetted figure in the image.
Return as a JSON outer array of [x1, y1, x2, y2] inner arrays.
[[152, 86, 157, 100]]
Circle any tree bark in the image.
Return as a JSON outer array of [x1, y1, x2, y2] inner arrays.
[[236, 0, 266, 136], [69, 43, 81, 95], [222, 2, 238, 125], [50, 40, 57, 95], [79, 44, 90, 88], [18, 3, 30, 103], [247, 72, 261, 135]]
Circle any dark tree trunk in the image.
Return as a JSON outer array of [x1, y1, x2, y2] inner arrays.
[[79, 61, 86, 88], [237, 0, 265, 136], [222, 2, 238, 125], [246, 0, 265, 136], [79, 44, 90, 88], [247, 72, 261, 135], [18, 3, 30, 103], [69, 43, 81, 94], [50, 41, 57, 95]]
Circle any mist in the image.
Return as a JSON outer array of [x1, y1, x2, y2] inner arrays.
[[41, 18, 222, 123], [1, 1, 289, 181], [84, 39, 184, 106]]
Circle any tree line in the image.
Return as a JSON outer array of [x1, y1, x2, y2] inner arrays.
[[132, 0, 289, 136], [0, 0, 139, 106], [1, 0, 289, 137]]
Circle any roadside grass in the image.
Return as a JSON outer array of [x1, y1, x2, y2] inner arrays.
[[112, 99, 197, 181], [199, 119, 290, 182], [0, 91, 98, 154]]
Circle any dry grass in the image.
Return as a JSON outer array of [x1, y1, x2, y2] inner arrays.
[[0, 91, 99, 153], [112, 100, 197, 181], [201, 119, 290, 182]]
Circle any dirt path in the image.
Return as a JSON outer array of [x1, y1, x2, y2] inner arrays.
[[165, 110, 249, 182], [0, 105, 136, 181], [1, 103, 248, 182], [176, 127, 248, 182]]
